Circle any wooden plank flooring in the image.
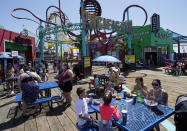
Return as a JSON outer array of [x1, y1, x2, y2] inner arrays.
[[0, 65, 184, 131]]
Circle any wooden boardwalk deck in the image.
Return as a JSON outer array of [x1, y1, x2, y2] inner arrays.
[[0, 66, 184, 131], [0, 68, 93, 131], [0, 85, 79, 131]]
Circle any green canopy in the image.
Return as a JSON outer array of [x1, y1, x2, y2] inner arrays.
[[5, 42, 28, 51]]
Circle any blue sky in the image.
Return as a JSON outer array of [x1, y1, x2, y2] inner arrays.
[[0, 0, 187, 36]]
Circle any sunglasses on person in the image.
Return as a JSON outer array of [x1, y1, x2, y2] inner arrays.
[[152, 83, 159, 86]]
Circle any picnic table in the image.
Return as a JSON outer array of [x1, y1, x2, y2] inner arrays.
[[14, 81, 61, 112], [98, 74, 110, 85], [39, 81, 59, 97], [89, 92, 175, 131]]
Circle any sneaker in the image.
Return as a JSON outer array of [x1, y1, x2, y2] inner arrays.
[[11, 91, 15, 95], [65, 103, 71, 108]]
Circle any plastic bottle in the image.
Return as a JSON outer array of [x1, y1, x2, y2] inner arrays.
[[137, 93, 142, 102]]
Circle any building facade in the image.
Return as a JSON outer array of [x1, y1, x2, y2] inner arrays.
[[87, 24, 173, 66], [131, 25, 173, 66], [0, 28, 36, 62]]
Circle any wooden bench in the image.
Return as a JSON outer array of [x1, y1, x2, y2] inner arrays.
[[14, 93, 61, 112]]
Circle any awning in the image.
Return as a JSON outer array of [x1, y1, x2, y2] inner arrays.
[[167, 29, 187, 44], [5, 42, 28, 51]]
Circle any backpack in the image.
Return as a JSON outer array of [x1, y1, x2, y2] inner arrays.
[[174, 94, 187, 131], [21, 72, 39, 104]]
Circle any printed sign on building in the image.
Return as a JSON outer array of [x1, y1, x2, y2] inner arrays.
[[84, 57, 91, 67], [151, 13, 160, 33], [125, 55, 135, 64], [11, 51, 18, 57]]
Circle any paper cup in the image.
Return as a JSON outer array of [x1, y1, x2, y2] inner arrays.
[[121, 110, 127, 124]]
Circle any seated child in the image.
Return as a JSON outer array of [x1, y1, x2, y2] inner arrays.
[[75, 87, 98, 129], [99, 91, 119, 131], [104, 81, 114, 94], [131, 77, 148, 98], [94, 74, 101, 96]]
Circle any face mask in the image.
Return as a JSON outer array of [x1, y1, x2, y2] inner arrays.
[[39, 71, 43, 74]]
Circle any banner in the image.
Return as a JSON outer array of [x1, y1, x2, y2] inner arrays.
[[11, 51, 18, 57], [84, 57, 91, 67], [125, 55, 135, 64]]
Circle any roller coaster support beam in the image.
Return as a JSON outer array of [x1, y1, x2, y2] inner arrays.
[[39, 21, 44, 60], [55, 15, 59, 62], [81, 0, 86, 57], [127, 9, 132, 55]]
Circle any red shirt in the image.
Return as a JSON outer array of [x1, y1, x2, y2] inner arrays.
[[99, 104, 119, 121]]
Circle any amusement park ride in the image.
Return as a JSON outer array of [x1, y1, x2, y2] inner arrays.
[[11, 0, 148, 66]]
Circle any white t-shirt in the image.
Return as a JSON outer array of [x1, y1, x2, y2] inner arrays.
[[75, 98, 90, 126], [20, 69, 24, 74]]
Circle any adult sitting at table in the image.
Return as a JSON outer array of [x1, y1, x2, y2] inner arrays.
[[171, 61, 179, 75], [99, 91, 119, 131], [148, 79, 168, 105], [59, 64, 74, 107], [18, 66, 42, 117], [131, 77, 148, 98], [148, 79, 168, 131], [114, 63, 120, 75], [108, 68, 115, 85]]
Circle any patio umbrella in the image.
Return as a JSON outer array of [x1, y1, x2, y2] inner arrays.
[[92, 55, 121, 63], [14, 55, 24, 59], [0, 52, 11, 55], [0, 54, 13, 59]]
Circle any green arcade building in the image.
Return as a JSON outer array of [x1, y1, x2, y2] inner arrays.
[[130, 25, 173, 66]]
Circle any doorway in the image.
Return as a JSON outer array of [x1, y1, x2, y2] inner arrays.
[[145, 52, 157, 66]]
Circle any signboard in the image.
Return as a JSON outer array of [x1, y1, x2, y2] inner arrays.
[[82, 10, 133, 33], [84, 57, 91, 67], [20, 29, 29, 39], [11, 51, 18, 57], [151, 13, 160, 33], [125, 55, 135, 64]]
